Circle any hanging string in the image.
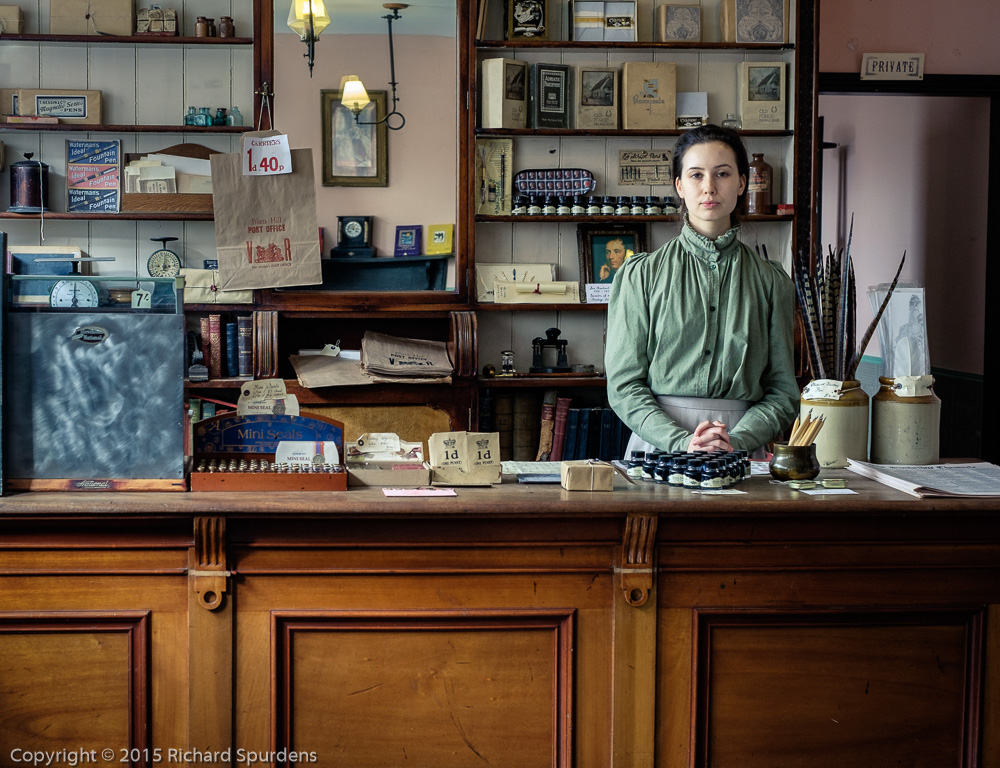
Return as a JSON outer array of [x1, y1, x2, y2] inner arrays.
[[37, 154, 46, 242]]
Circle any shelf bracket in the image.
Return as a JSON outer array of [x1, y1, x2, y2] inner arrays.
[[190, 516, 228, 611], [619, 513, 657, 608]]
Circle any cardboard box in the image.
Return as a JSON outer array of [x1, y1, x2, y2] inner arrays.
[[603, 1, 636, 42], [480, 57, 528, 130], [0, 5, 24, 33], [720, 0, 789, 44], [738, 61, 786, 130], [347, 465, 432, 487], [17, 88, 102, 124], [573, 65, 618, 130], [572, 0, 604, 40], [621, 61, 676, 130], [560, 460, 614, 491], [50, 0, 134, 36], [0, 88, 18, 115]]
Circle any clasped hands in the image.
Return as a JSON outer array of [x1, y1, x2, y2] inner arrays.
[[687, 420, 732, 453]]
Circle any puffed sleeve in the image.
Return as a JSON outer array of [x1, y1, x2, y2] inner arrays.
[[605, 253, 691, 451]]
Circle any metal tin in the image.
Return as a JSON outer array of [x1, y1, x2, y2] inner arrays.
[[8, 153, 51, 213]]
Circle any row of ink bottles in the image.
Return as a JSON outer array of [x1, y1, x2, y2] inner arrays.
[[626, 450, 751, 489], [183, 106, 243, 127], [511, 194, 679, 217]]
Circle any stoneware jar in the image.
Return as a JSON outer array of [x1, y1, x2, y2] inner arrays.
[[801, 379, 869, 468], [871, 375, 941, 465]]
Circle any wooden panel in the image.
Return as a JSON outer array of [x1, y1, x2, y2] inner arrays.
[[0, 613, 149, 766], [271, 612, 574, 767], [693, 610, 983, 768]]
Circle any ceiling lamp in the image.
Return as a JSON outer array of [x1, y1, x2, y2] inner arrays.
[[287, 0, 330, 78], [340, 3, 408, 131]]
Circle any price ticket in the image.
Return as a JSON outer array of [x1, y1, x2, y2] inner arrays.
[[242, 133, 293, 176]]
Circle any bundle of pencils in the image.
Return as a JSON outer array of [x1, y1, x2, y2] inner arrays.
[[793, 214, 906, 382], [788, 412, 825, 447]]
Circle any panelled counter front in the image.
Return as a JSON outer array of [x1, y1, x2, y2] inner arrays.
[[1, 473, 998, 768]]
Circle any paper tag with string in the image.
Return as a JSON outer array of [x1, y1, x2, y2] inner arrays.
[[242, 131, 293, 177]]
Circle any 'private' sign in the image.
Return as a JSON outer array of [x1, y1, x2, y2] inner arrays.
[[861, 53, 925, 81]]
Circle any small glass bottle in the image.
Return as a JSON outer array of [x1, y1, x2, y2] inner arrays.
[[196, 106, 212, 126], [207, 18, 217, 36], [667, 455, 687, 487], [555, 195, 572, 215], [683, 458, 703, 489], [195, 16, 209, 36], [721, 113, 741, 130], [746, 152, 773, 215], [213, 107, 227, 126], [630, 195, 645, 215], [641, 452, 661, 482], [541, 195, 557, 215], [626, 450, 646, 478], [700, 460, 724, 490], [226, 106, 244, 126], [511, 194, 528, 215], [526, 196, 542, 215], [184, 105, 197, 125], [218, 16, 235, 37], [600, 196, 616, 215], [654, 456, 671, 484], [644, 196, 662, 216], [662, 197, 680, 214], [614, 195, 630, 215], [586, 195, 602, 215], [570, 194, 587, 215]]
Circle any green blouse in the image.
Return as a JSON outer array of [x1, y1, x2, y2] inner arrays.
[[605, 222, 799, 453]]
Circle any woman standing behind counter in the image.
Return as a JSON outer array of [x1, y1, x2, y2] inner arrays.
[[605, 124, 798, 457]]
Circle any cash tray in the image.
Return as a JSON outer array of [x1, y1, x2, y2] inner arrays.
[[514, 168, 596, 196]]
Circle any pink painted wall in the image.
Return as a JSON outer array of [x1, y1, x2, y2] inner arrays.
[[820, 0, 1000, 75], [273, 32, 457, 257]]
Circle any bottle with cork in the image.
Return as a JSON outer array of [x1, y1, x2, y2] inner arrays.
[[746, 152, 772, 215]]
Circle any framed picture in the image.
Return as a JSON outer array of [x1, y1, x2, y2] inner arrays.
[[394, 225, 423, 257], [425, 223, 454, 255], [576, 225, 647, 291], [321, 89, 388, 187], [506, 0, 547, 40]]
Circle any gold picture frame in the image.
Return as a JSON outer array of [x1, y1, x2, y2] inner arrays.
[[321, 89, 388, 187]]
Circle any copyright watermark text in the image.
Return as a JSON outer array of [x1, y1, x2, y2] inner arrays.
[[9, 748, 318, 767]]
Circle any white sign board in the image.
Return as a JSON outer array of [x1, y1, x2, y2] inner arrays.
[[861, 53, 925, 81]]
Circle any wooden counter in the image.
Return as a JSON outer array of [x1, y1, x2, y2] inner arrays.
[[1, 472, 998, 768]]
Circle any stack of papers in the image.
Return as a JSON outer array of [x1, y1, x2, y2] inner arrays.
[[361, 331, 453, 378], [846, 459, 1000, 498], [125, 152, 212, 194]]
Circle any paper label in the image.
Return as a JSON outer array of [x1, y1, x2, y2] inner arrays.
[[585, 283, 611, 304], [354, 433, 402, 454], [893, 374, 934, 398], [802, 379, 845, 401], [243, 133, 293, 176], [131, 288, 151, 309], [275, 440, 339, 466], [239, 379, 287, 400], [237, 394, 300, 417], [428, 431, 500, 473]]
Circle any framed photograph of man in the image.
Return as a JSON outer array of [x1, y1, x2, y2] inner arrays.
[[577, 225, 647, 293], [321, 89, 388, 187]]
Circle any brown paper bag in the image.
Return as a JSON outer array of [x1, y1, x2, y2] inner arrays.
[[210, 134, 322, 291]]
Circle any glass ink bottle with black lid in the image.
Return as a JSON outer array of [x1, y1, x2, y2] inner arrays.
[[700, 460, 724, 490], [683, 458, 703, 489], [626, 450, 645, 478], [571, 195, 587, 215], [654, 455, 671, 484], [586, 195, 602, 215], [668, 455, 687, 487], [641, 452, 661, 481], [615, 195, 630, 215]]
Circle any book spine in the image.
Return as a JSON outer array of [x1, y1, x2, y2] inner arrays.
[[550, 396, 572, 462], [599, 406, 614, 461], [494, 394, 514, 462], [563, 408, 581, 461], [225, 322, 238, 378], [512, 393, 540, 462], [575, 407, 591, 460], [237, 314, 253, 377], [535, 389, 558, 461], [586, 406, 603, 460], [208, 313, 223, 380], [199, 316, 212, 376]]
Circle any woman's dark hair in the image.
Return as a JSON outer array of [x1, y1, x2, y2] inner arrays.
[[672, 124, 750, 225]]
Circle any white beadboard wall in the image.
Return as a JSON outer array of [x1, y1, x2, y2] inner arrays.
[[475, 0, 798, 376], [1, 0, 254, 274]]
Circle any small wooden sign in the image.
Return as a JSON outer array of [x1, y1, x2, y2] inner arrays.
[[861, 53, 925, 81]]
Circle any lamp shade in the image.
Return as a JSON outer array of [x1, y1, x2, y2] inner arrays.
[[340, 75, 371, 114], [287, 0, 330, 39]]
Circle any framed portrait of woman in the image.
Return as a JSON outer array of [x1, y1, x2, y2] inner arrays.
[[577, 224, 647, 293], [321, 89, 388, 187]]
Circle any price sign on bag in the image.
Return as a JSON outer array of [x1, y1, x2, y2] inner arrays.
[[242, 133, 293, 176]]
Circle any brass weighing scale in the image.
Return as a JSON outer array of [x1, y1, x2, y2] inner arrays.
[[3, 272, 186, 490]]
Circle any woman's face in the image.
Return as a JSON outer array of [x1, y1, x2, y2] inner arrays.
[[674, 141, 746, 239], [605, 239, 627, 269]]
